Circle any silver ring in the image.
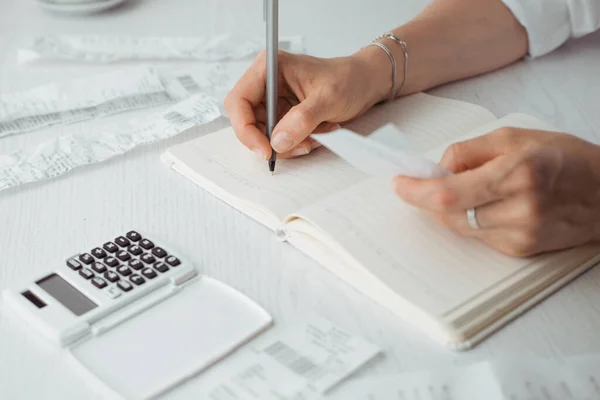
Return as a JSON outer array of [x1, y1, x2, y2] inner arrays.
[[466, 208, 480, 230]]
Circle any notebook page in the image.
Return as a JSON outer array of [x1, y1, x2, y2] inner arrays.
[[287, 177, 534, 317], [164, 94, 497, 225], [166, 127, 367, 222], [425, 113, 559, 162], [346, 93, 497, 152]]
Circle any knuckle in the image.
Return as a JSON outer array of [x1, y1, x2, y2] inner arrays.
[[520, 195, 544, 223], [431, 187, 457, 211], [509, 231, 540, 257], [515, 159, 544, 190], [290, 106, 315, 133]]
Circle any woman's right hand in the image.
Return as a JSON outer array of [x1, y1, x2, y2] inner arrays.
[[224, 47, 391, 159]]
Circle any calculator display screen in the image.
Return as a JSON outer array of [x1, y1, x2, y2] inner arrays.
[[37, 274, 97, 316]]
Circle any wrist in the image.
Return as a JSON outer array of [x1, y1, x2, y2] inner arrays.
[[351, 44, 400, 105]]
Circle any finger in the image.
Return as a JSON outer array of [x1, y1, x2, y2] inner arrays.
[[439, 127, 526, 173], [276, 123, 339, 159], [255, 97, 297, 124], [428, 193, 543, 235], [392, 151, 525, 212], [270, 96, 333, 153], [224, 53, 272, 158]]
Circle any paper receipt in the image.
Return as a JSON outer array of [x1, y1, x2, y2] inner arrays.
[[206, 316, 381, 399], [0, 93, 221, 193], [17, 35, 305, 64]]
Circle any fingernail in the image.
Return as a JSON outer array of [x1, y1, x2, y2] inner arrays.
[[252, 148, 266, 160], [330, 123, 341, 130], [290, 146, 310, 157], [271, 131, 294, 153]]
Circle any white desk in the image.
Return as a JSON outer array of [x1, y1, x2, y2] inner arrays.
[[1, 0, 600, 398]]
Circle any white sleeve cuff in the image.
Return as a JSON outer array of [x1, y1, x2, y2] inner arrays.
[[501, 0, 572, 58]]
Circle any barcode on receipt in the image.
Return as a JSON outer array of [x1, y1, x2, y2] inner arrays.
[[263, 340, 321, 378], [163, 111, 188, 124], [177, 75, 202, 93]]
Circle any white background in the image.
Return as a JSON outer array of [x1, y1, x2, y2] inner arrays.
[[1, 0, 600, 398]]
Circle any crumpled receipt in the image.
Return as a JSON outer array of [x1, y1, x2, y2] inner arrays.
[[0, 64, 228, 137], [17, 35, 304, 64], [0, 93, 221, 193]]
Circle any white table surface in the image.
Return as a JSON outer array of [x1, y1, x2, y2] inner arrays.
[[1, 0, 600, 398]]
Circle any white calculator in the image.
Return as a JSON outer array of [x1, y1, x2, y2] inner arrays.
[[3, 230, 273, 399]]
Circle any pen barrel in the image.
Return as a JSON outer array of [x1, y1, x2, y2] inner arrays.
[[266, 0, 278, 163]]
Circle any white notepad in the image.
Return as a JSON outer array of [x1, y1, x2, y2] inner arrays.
[[161, 93, 600, 350]]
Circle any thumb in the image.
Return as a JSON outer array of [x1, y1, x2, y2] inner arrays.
[[270, 96, 331, 153], [440, 134, 504, 173]]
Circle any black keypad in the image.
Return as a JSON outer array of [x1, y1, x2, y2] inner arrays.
[[79, 268, 94, 280], [165, 256, 181, 266], [128, 259, 143, 270], [104, 271, 119, 283], [140, 239, 154, 250], [115, 236, 130, 247], [141, 254, 156, 264], [92, 277, 107, 289], [153, 262, 168, 273], [117, 280, 133, 292], [92, 262, 107, 274], [142, 268, 157, 280], [105, 256, 119, 267], [92, 247, 107, 259], [128, 245, 142, 256], [75, 231, 183, 295], [117, 266, 132, 277], [151, 247, 167, 258], [79, 253, 94, 265], [116, 250, 131, 262], [126, 231, 142, 242], [67, 259, 82, 271], [130, 274, 145, 286], [103, 242, 118, 253]]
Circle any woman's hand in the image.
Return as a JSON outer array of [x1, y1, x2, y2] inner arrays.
[[393, 128, 600, 257], [224, 47, 391, 160]]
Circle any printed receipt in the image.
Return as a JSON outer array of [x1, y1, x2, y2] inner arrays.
[[326, 353, 600, 400], [0, 93, 221, 193], [206, 316, 381, 400], [17, 35, 304, 64], [0, 65, 228, 137]]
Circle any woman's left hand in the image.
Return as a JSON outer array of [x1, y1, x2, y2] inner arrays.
[[393, 127, 600, 257]]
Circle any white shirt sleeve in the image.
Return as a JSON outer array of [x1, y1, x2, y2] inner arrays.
[[501, 0, 600, 57]]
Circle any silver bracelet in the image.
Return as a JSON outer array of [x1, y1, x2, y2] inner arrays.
[[365, 41, 397, 101], [371, 32, 408, 99]]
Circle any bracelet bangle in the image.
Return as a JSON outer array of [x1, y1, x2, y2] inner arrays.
[[371, 32, 408, 98], [365, 41, 397, 101]]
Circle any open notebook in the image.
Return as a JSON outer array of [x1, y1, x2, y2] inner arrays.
[[161, 93, 600, 350]]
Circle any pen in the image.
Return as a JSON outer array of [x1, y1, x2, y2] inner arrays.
[[265, 0, 278, 175]]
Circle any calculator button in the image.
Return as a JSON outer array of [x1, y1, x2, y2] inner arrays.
[[127, 245, 142, 256], [79, 253, 94, 265], [126, 231, 142, 242], [139, 239, 154, 250], [151, 247, 167, 258], [92, 248, 107, 259], [142, 268, 157, 280], [67, 259, 82, 271], [130, 274, 145, 286], [103, 242, 118, 253], [79, 268, 94, 280], [115, 236, 130, 247], [92, 262, 107, 274], [141, 254, 156, 264], [117, 280, 133, 292], [92, 277, 107, 289], [128, 259, 143, 270], [153, 262, 168, 273], [116, 250, 131, 262], [105, 286, 121, 299], [117, 266, 132, 277], [104, 271, 119, 282], [104, 257, 119, 267], [166, 256, 181, 267]]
